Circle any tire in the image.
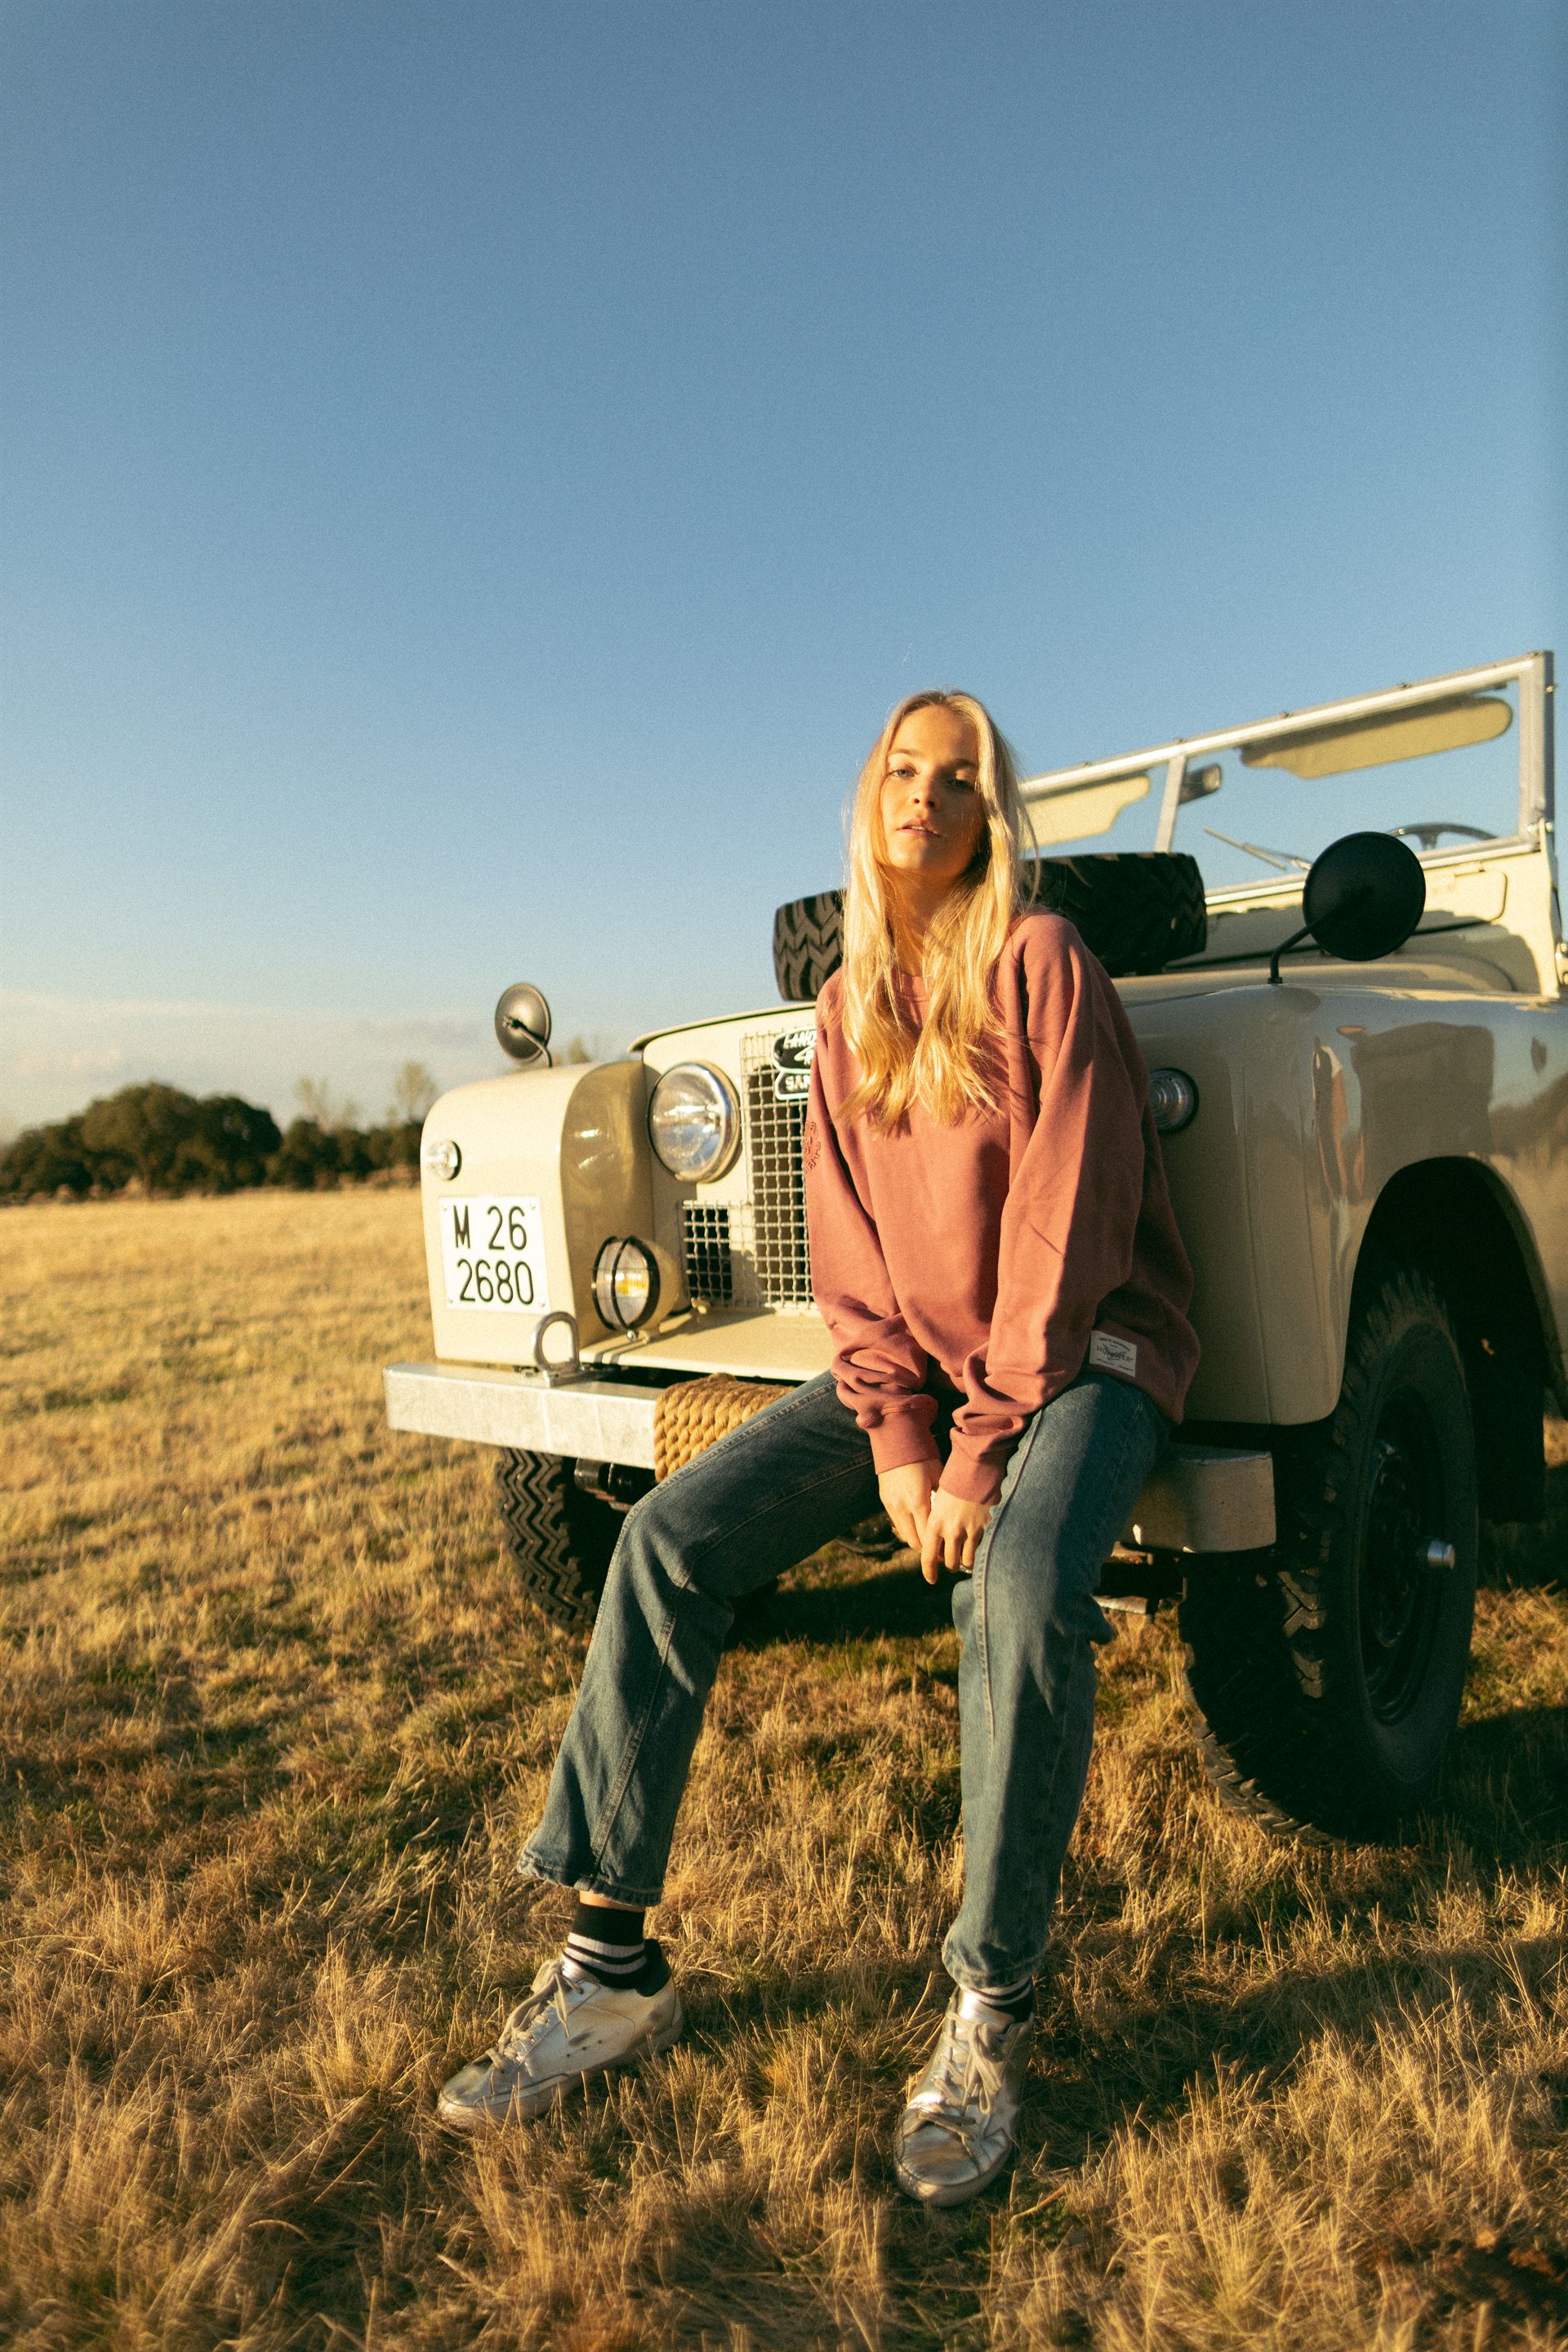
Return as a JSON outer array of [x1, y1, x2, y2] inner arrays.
[[1179, 1268, 1478, 1839], [496, 1449, 621, 1631], [770, 853, 1206, 1000], [773, 890, 844, 1001], [494, 1452, 783, 1635], [1035, 853, 1207, 975]]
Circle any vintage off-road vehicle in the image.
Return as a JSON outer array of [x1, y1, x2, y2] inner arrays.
[[386, 652, 1565, 1838]]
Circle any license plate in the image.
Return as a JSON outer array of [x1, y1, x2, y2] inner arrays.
[[439, 1196, 550, 1313]]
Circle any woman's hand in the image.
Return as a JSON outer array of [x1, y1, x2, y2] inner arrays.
[[919, 1488, 991, 1584], [877, 1460, 938, 1556]]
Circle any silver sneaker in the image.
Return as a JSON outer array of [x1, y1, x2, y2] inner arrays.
[[437, 1956, 683, 2132], [893, 1990, 1034, 2206]]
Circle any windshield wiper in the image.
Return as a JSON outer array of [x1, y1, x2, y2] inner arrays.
[[1204, 826, 1312, 872]]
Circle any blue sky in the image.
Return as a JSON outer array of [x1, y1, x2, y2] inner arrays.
[[2, 0, 1563, 1129]]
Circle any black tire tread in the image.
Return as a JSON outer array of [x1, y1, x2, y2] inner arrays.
[[773, 892, 844, 1001], [495, 1448, 620, 1631], [1036, 852, 1207, 975]]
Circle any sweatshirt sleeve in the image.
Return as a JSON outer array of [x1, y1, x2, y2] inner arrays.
[[941, 924, 1150, 1505], [804, 1022, 941, 1478]]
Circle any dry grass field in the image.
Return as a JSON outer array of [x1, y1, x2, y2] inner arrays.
[[1, 1191, 1566, 2351]]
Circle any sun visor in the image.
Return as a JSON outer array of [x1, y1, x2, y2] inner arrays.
[[1240, 695, 1512, 781], [1022, 771, 1151, 845]]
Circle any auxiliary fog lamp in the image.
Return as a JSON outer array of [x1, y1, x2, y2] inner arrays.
[[592, 1236, 661, 1333]]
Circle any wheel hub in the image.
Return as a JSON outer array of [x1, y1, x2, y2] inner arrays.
[[1359, 1401, 1445, 1723]]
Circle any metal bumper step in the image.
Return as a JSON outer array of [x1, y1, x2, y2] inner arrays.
[[384, 1361, 1276, 1554]]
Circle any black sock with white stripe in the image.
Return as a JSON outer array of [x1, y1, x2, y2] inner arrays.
[[956, 1975, 1035, 2025], [564, 1900, 665, 1992]]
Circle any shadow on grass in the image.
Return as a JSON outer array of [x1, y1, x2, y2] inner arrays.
[[1010, 1922, 1568, 2191], [618, 1905, 1568, 2339], [734, 1554, 953, 1650], [89, 1710, 1561, 2346], [0, 1713, 283, 1846], [247, 2091, 430, 2344], [1480, 1437, 1568, 1595], [1444, 1700, 1568, 1859]]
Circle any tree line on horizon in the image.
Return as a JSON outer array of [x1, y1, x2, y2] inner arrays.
[[0, 1062, 443, 1201]]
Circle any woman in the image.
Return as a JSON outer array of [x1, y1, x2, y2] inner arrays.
[[438, 690, 1199, 2206]]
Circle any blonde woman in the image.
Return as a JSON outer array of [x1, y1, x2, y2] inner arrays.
[[439, 691, 1200, 2206]]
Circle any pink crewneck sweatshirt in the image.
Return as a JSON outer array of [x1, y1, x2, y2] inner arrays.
[[803, 911, 1200, 1505]]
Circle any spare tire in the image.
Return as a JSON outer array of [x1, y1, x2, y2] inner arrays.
[[772, 853, 1206, 1000], [773, 891, 846, 1001], [1038, 852, 1207, 977]]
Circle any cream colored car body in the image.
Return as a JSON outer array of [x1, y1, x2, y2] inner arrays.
[[393, 653, 1567, 1539]]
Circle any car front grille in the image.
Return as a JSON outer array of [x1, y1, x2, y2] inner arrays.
[[679, 1027, 813, 1310], [679, 1203, 736, 1305]]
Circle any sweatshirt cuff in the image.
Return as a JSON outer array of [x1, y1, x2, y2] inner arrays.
[[938, 1446, 1007, 1507], [866, 1408, 942, 1479]]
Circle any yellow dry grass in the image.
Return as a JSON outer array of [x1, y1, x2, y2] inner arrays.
[[1, 1190, 1566, 2351]]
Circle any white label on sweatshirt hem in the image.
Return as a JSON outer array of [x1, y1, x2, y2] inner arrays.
[[1089, 1330, 1138, 1378]]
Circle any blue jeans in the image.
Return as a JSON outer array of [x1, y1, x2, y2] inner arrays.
[[519, 1367, 1167, 1994]]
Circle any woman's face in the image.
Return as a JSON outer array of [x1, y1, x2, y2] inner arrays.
[[877, 702, 987, 894]]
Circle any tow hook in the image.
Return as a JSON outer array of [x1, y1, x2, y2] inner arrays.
[[531, 1312, 582, 1384]]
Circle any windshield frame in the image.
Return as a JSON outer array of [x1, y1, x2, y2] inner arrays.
[[1019, 652, 1556, 879]]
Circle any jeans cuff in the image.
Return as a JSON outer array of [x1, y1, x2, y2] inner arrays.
[[516, 1847, 666, 1908], [942, 1926, 1051, 1993]]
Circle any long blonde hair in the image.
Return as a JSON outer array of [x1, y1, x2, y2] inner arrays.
[[840, 689, 1035, 1129]]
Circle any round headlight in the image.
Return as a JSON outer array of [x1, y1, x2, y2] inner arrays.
[[648, 1062, 741, 1182], [1148, 1069, 1199, 1134], [593, 1236, 660, 1332], [421, 1136, 461, 1180]]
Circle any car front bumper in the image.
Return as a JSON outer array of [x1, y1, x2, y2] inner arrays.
[[385, 1361, 1276, 1554]]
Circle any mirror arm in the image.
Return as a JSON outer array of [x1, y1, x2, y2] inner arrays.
[[1267, 924, 1314, 987], [1268, 884, 1373, 984]]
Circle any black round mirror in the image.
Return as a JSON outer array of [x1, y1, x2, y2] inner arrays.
[[495, 982, 553, 1067], [1302, 831, 1426, 963]]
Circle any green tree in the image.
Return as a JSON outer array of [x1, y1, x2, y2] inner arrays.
[[266, 1119, 343, 1190], [170, 1097, 282, 1192], [78, 1084, 204, 1192], [0, 1116, 94, 1197], [0, 1084, 282, 1197]]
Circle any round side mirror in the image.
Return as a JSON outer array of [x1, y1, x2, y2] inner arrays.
[[495, 982, 553, 1067], [1302, 831, 1426, 963]]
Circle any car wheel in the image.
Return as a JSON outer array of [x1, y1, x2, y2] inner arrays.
[[495, 1449, 620, 1630], [1179, 1267, 1478, 1838], [495, 1451, 784, 1636]]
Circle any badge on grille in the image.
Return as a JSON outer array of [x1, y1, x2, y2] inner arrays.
[[771, 1025, 816, 1101]]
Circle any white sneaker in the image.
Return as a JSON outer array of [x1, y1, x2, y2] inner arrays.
[[893, 1990, 1034, 2206], [437, 1956, 683, 2131]]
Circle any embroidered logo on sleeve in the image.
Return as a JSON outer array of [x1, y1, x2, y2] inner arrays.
[[1089, 1330, 1138, 1378], [802, 1116, 822, 1173]]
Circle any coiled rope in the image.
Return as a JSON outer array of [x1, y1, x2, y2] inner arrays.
[[653, 1375, 792, 1481]]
